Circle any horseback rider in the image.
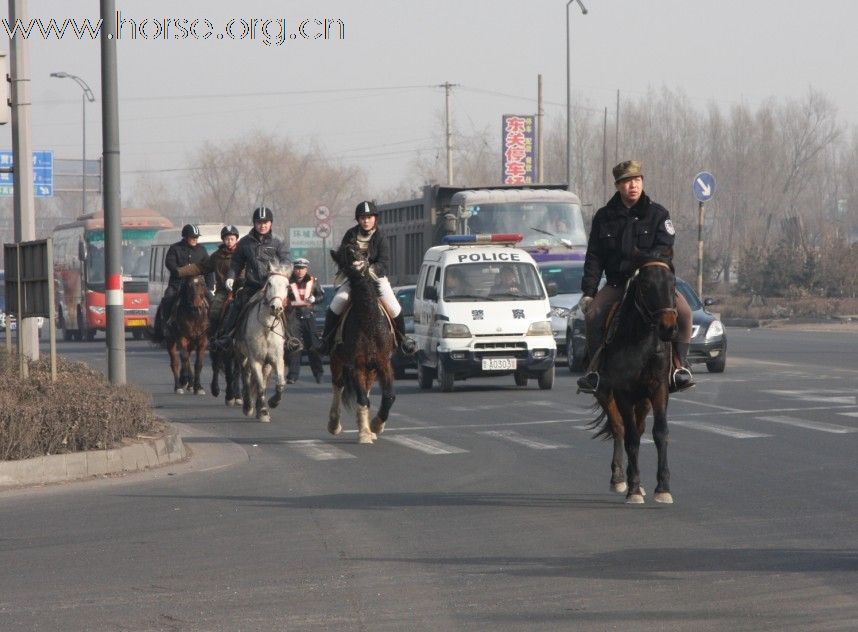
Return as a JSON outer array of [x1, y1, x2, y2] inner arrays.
[[285, 258, 325, 384], [152, 224, 209, 342], [213, 207, 290, 350], [201, 224, 243, 336], [577, 160, 695, 394], [319, 200, 417, 355]]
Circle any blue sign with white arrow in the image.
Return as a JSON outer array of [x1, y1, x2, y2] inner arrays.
[[692, 171, 716, 203]]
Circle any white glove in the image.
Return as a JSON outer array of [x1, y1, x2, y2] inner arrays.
[[307, 295, 316, 304], [578, 296, 593, 314], [352, 260, 367, 271], [225, 278, 234, 291]]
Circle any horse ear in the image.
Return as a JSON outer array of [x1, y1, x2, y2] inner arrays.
[[330, 249, 341, 266]]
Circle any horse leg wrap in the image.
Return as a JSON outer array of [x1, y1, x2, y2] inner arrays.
[[378, 393, 396, 422]]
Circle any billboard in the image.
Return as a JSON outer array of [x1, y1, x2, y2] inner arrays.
[[501, 115, 536, 184]]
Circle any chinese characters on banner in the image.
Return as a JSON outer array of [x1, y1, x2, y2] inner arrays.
[[501, 115, 536, 184]]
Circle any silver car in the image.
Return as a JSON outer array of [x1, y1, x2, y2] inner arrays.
[[537, 260, 585, 355]]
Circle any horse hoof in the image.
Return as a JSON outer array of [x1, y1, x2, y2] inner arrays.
[[358, 432, 374, 444], [225, 398, 235, 406], [258, 414, 271, 423], [611, 482, 628, 494], [640, 486, 647, 497], [370, 418, 385, 435], [328, 421, 342, 435], [625, 493, 645, 505], [244, 408, 255, 418], [654, 492, 674, 504], [196, 388, 206, 396], [211, 384, 220, 397], [234, 398, 243, 407], [175, 388, 185, 395]]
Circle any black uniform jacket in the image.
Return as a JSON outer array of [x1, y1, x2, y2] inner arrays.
[[227, 229, 290, 290], [581, 192, 675, 297], [164, 240, 210, 290], [340, 225, 391, 278]]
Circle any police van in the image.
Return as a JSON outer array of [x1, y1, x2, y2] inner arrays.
[[147, 223, 251, 324], [413, 233, 556, 392]]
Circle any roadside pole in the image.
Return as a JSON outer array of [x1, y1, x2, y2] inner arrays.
[[697, 201, 705, 297], [692, 171, 716, 298]]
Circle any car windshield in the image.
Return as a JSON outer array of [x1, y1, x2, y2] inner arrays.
[[86, 228, 161, 284], [463, 202, 587, 248], [676, 278, 703, 310], [538, 263, 584, 294], [443, 262, 545, 301]]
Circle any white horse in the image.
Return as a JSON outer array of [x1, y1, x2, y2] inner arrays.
[[233, 263, 294, 423]]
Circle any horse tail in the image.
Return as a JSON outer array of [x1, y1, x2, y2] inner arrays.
[[340, 365, 360, 410], [588, 401, 615, 440]]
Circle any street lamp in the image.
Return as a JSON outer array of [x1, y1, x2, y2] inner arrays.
[[566, 0, 588, 191], [50, 72, 95, 214]]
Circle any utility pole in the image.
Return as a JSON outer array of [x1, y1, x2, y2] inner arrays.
[[614, 89, 620, 163], [443, 81, 455, 185], [101, 0, 125, 385], [602, 107, 608, 201], [8, 0, 39, 366], [566, 0, 588, 191], [537, 74, 544, 183]]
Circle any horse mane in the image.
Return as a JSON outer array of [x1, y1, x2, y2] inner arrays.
[[268, 261, 293, 278]]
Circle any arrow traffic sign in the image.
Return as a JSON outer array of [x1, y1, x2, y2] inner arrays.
[[693, 171, 716, 203]]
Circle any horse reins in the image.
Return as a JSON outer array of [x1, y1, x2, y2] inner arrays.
[[633, 261, 677, 324]]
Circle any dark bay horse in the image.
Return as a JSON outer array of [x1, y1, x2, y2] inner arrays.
[[210, 292, 243, 407], [590, 256, 678, 504], [327, 242, 397, 444], [166, 276, 209, 395]]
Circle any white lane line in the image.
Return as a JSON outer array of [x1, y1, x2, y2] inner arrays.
[[572, 425, 655, 445], [670, 420, 771, 439], [763, 390, 857, 405], [383, 434, 469, 455], [479, 430, 570, 449], [286, 440, 356, 461], [670, 399, 748, 413], [838, 412, 858, 418], [755, 415, 857, 434]]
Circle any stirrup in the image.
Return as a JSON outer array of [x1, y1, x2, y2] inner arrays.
[[671, 367, 695, 392], [399, 336, 417, 356], [576, 371, 600, 394]]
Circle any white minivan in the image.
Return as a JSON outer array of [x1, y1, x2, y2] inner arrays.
[[413, 234, 556, 392], [147, 223, 251, 324]]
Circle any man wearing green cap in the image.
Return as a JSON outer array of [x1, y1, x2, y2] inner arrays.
[[576, 160, 695, 394]]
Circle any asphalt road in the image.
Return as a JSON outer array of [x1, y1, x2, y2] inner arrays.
[[1, 327, 857, 631]]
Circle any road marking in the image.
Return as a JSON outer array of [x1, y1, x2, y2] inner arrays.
[[383, 434, 468, 455], [838, 412, 858, 418], [479, 430, 570, 449], [285, 440, 356, 460], [447, 400, 557, 412], [755, 415, 857, 434], [763, 390, 857, 405], [670, 420, 771, 439], [572, 425, 654, 444], [671, 399, 749, 413]]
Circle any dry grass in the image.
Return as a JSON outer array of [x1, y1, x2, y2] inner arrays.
[[709, 293, 858, 321], [0, 349, 163, 461]]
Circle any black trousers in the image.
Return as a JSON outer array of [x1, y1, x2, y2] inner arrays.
[[286, 308, 323, 380]]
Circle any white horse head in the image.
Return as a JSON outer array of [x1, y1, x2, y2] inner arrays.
[[264, 262, 293, 317]]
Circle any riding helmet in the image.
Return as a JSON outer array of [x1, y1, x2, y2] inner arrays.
[[354, 200, 379, 220], [293, 258, 310, 268], [181, 224, 201, 239], [252, 206, 273, 223], [221, 224, 240, 239]]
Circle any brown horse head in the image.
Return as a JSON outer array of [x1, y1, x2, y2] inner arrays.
[[633, 256, 677, 342]]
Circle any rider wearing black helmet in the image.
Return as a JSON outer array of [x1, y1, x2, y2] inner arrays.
[[319, 200, 416, 355], [200, 224, 243, 335], [213, 207, 290, 350], [152, 224, 209, 342]]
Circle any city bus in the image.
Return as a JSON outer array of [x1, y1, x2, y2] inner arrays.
[[52, 208, 173, 340]]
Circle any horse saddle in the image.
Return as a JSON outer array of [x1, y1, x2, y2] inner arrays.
[[331, 300, 395, 348]]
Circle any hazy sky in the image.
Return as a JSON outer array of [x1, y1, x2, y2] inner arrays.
[[3, 0, 856, 200]]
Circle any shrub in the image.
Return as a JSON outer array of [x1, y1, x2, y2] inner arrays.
[[0, 349, 162, 461]]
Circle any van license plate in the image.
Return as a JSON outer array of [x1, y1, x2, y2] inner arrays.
[[128, 319, 147, 327], [482, 358, 516, 371]]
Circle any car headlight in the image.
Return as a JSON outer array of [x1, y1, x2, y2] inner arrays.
[[526, 320, 553, 336], [442, 323, 471, 338], [550, 306, 570, 319], [88, 306, 106, 315], [705, 319, 724, 340]]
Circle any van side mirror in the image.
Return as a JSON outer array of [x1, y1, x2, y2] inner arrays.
[[78, 240, 88, 261], [546, 282, 558, 297], [424, 286, 438, 301]]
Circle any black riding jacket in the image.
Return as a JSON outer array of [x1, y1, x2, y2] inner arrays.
[[164, 239, 210, 290], [340, 224, 391, 278], [581, 192, 675, 297], [227, 229, 290, 291]]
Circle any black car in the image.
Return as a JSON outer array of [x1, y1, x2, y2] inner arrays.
[[565, 276, 727, 373], [391, 285, 416, 378]]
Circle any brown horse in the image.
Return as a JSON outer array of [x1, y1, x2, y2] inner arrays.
[[166, 275, 209, 395], [327, 241, 397, 444], [590, 257, 677, 504]]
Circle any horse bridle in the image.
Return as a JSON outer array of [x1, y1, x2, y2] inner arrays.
[[632, 260, 677, 324]]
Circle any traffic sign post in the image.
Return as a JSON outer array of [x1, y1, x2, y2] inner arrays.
[[692, 171, 716, 296]]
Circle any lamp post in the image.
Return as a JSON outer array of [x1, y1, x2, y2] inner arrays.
[[566, 0, 588, 191], [50, 72, 95, 214]]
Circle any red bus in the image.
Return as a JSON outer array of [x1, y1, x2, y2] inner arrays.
[[52, 208, 173, 340]]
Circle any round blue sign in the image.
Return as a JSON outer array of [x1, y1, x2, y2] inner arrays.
[[693, 171, 716, 202]]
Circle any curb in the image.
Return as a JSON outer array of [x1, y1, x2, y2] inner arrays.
[[0, 426, 186, 490]]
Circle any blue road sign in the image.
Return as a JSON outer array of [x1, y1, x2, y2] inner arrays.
[[0, 150, 54, 197], [692, 171, 716, 203]]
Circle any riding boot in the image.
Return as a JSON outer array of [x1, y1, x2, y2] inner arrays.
[[393, 312, 417, 355], [576, 345, 603, 394], [151, 305, 165, 343], [671, 341, 696, 392], [319, 309, 339, 355]]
